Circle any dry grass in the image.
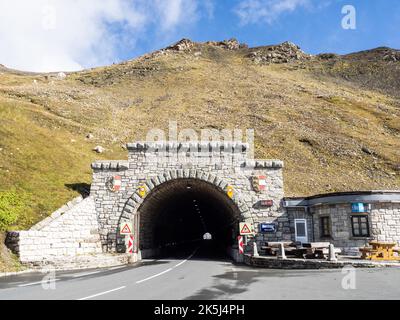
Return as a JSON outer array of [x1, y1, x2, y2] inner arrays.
[[0, 41, 399, 232], [0, 233, 21, 272]]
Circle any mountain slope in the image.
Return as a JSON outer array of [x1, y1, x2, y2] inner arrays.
[[0, 38, 399, 231]]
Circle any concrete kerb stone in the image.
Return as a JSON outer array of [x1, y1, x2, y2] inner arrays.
[[244, 254, 400, 269], [0, 269, 36, 278]]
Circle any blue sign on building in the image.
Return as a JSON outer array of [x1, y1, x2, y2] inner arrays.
[[351, 203, 369, 213], [260, 223, 276, 233]]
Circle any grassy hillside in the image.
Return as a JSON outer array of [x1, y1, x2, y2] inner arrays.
[[0, 233, 22, 273], [0, 39, 399, 233]]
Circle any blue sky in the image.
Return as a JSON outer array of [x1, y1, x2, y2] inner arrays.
[[128, 0, 400, 58], [1, 0, 399, 72]]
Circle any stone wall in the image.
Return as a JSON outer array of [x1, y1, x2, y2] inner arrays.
[[90, 141, 286, 254], [370, 202, 400, 243], [6, 197, 103, 266], [312, 202, 400, 255]]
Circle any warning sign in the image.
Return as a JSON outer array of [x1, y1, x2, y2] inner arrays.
[[238, 236, 244, 254], [120, 222, 133, 235], [239, 222, 253, 235], [127, 235, 134, 254]]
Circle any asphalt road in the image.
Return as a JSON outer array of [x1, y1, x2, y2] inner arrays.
[[0, 245, 399, 300]]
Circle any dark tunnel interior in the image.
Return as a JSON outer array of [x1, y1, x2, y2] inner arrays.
[[138, 178, 241, 259]]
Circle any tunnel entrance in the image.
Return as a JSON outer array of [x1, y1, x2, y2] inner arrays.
[[136, 178, 241, 260]]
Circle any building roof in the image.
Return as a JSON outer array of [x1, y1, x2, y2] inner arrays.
[[284, 190, 400, 207]]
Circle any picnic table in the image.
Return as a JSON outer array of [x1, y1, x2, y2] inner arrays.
[[260, 242, 341, 259], [261, 242, 295, 256], [292, 242, 341, 259], [360, 241, 400, 261]]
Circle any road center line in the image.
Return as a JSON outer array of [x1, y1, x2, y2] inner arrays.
[[77, 286, 126, 300], [136, 268, 172, 284], [173, 248, 198, 268], [136, 248, 198, 284], [18, 279, 60, 287]]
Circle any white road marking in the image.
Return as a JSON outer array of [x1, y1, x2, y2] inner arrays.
[[72, 271, 100, 278], [136, 248, 198, 284], [18, 279, 60, 287], [136, 268, 173, 284], [77, 286, 126, 300], [173, 248, 198, 268], [174, 260, 187, 268]]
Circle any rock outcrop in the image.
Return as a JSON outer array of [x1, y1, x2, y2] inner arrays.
[[166, 38, 247, 53], [248, 41, 312, 64]]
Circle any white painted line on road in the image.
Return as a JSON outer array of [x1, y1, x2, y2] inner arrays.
[[174, 260, 187, 268], [136, 248, 198, 284], [72, 271, 100, 278], [18, 279, 60, 287], [136, 268, 173, 284], [173, 248, 198, 268], [78, 286, 126, 300]]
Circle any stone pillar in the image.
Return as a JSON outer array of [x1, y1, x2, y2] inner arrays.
[[253, 242, 259, 257], [278, 242, 287, 260], [328, 243, 337, 262]]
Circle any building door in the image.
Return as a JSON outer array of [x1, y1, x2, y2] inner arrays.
[[295, 219, 308, 243]]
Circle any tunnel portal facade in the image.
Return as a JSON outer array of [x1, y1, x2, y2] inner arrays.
[[90, 141, 285, 261], [6, 141, 400, 267]]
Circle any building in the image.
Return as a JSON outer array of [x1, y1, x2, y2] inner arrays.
[[285, 191, 400, 255]]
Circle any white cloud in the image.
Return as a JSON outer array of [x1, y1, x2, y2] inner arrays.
[[234, 0, 313, 25], [155, 0, 196, 30], [0, 0, 211, 72]]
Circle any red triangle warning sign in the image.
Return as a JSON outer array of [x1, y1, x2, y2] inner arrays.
[[120, 223, 132, 235], [240, 223, 252, 235]]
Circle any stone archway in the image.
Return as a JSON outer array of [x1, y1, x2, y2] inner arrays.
[[117, 170, 253, 259]]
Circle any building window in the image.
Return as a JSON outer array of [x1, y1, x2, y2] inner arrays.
[[320, 216, 331, 237], [351, 215, 370, 237]]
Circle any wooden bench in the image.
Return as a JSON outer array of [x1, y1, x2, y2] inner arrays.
[[302, 242, 330, 249], [265, 242, 294, 248], [315, 248, 342, 259], [300, 242, 337, 259], [261, 242, 296, 256]]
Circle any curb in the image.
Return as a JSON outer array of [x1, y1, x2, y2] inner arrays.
[[244, 254, 400, 269], [0, 269, 36, 278]]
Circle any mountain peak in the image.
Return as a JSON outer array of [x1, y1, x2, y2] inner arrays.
[[165, 38, 248, 52]]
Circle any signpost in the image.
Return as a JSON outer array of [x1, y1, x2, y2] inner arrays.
[[120, 222, 133, 235], [260, 200, 274, 207], [120, 222, 134, 254], [351, 203, 370, 213], [238, 236, 244, 254], [239, 222, 254, 235], [127, 235, 134, 254], [260, 223, 276, 233]]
